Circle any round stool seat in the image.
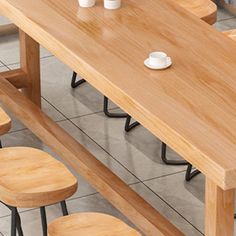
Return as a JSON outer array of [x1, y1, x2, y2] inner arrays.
[[176, 0, 217, 25], [223, 29, 236, 41], [0, 147, 77, 208], [0, 107, 11, 135], [48, 212, 141, 236]]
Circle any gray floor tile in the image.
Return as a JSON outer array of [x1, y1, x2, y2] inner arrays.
[[217, 7, 236, 21], [71, 112, 186, 181], [0, 34, 51, 65], [1, 98, 66, 133], [144, 172, 205, 233], [8, 57, 118, 118], [214, 17, 236, 31], [0, 65, 7, 71], [0, 15, 11, 25]]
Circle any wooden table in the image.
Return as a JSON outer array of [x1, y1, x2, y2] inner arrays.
[[0, 0, 235, 235]]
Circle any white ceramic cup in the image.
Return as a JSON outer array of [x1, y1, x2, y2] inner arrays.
[[149, 52, 168, 67], [78, 0, 96, 7], [104, 0, 121, 10]]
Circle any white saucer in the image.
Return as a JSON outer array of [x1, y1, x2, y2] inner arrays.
[[144, 57, 172, 70]]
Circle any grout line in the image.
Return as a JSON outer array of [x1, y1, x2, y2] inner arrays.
[[42, 97, 204, 233], [140, 180, 204, 235], [0, 181, 141, 220], [2, 54, 54, 69]]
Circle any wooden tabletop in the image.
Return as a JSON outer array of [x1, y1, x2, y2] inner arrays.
[[1, 0, 236, 190]]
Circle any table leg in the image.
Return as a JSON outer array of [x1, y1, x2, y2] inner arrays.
[[205, 177, 235, 236], [19, 30, 41, 107]]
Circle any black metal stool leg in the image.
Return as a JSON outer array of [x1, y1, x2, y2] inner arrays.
[[16, 210, 24, 236], [40, 207, 47, 236], [60, 201, 69, 216], [125, 115, 140, 132], [103, 96, 127, 118], [185, 164, 201, 181], [71, 72, 86, 88], [11, 207, 17, 236], [161, 143, 188, 165]]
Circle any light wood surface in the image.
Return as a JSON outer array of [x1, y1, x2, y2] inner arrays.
[[0, 78, 184, 236], [48, 212, 141, 236], [205, 178, 235, 236], [20, 30, 41, 107], [0, 146, 77, 208], [0, 23, 17, 36], [176, 0, 217, 24], [0, 107, 11, 135], [0, 0, 235, 190], [223, 29, 236, 41], [0, 69, 28, 89]]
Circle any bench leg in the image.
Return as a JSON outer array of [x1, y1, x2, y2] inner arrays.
[[19, 30, 41, 108], [205, 177, 235, 236]]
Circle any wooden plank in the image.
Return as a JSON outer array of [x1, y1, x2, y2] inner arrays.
[[0, 23, 18, 36], [1, 0, 235, 190], [205, 178, 235, 236], [0, 78, 184, 236], [19, 30, 41, 107], [0, 69, 28, 89]]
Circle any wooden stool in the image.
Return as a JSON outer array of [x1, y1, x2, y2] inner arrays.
[[0, 147, 78, 236], [0, 106, 11, 137], [48, 212, 141, 236]]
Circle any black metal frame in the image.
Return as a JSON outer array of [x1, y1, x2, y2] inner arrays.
[[71, 72, 127, 118], [6, 200, 69, 236], [185, 164, 201, 182]]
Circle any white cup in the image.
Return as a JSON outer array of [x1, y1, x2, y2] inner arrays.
[[78, 0, 96, 7], [149, 52, 168, 67], [104, 0, 121, 9]]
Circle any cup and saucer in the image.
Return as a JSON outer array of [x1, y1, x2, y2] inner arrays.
[[144, 52, 172, 70]]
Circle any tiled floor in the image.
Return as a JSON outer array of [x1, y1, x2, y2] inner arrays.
[[0, 6, 236, 236]]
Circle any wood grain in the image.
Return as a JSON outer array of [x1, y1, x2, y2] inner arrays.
[[205, 178, 235, 236], [20, 30, 41, 107], [0, 78, 184, 236], [0, 0, 234, 189], [176, 0, 217, 24], [0, 69, 28, 89], [223, 29, 236, 41], [48, 212, 141, 236], [0, 107, 11, 135], [0, 23, 18, 36], [0, 146, 78, 208]]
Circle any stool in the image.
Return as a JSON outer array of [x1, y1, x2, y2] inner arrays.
[[0, 147, 78, 236], [48, 212, 141, 236]]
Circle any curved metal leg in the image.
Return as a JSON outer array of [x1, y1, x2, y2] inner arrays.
[[40, 207, 47, 236], [71, 72, 86, 88], [11, 207, 17, 236], [161, 143, 188, 165], [185, 164, 201, 181], [16, 211, 24, 236], [60, 201, 69, 216], [125, 115, 140, 132], [103, 96, 127, 118]]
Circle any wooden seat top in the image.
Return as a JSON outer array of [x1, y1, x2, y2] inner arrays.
[[176, 0, 217, 24], [223, 29, 236, 41], [0, 107, 11, 135], [0, 147, 78, 208], [1, 0, 236, 191], [48, 212, 141, 236]]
